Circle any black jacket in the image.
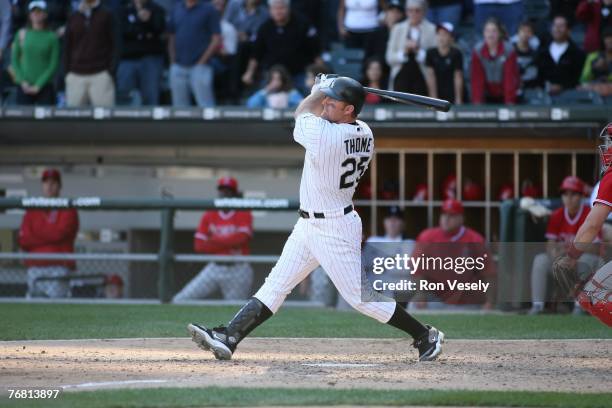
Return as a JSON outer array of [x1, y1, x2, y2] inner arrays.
[[251, 13, 320, 75], [536, 39, 585, 90], [119, 0, 165, 59]]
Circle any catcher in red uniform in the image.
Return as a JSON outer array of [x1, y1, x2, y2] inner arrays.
[[553, 123, 612, 326]]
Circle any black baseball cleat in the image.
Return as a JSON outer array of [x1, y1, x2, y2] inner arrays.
[[188, 323, 234, 360], [413, 325, 445, 362]]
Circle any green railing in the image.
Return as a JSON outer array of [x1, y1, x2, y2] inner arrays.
[[0, 197, 300, 302]]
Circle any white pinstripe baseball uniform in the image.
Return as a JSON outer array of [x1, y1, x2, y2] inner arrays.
[[254, 113, 396, 323]]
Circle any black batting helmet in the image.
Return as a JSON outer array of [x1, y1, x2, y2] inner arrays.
[[320, 77, 366, 115]]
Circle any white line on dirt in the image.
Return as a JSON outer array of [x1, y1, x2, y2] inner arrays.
[[1, 337, 609, 343], [302, 363, 381, 368], [61, 380, 168, 389]]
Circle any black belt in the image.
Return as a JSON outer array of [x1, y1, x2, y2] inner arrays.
[[298, 205, 353, 219]]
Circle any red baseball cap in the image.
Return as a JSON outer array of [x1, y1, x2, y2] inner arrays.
[[105, 274, 124, 286], [441, 199, 463, 215], [41, 168, 61, 183], [217, 176, 238, 191], [559, 176, 585, 195]]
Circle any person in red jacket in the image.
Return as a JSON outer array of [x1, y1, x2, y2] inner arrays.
[[529, 176, 602, 315], [18, 169, 79, 298], [411, 199, 495, 309], [173, 176, 254, 301], [576, 0, 612, 54], [470, 17, 519, 104]]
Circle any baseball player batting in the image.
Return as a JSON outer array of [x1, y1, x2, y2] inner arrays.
[[553, 123, 612, 327], [187, 75, 445, 361]]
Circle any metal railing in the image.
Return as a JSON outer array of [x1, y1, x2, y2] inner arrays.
[[0, 197, 299, 302]]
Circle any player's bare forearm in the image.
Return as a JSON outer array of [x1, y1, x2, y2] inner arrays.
[[574, 204, 610, 249], [294, 90, 325, 118]]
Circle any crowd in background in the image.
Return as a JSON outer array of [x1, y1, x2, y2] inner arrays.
[[0, 0, 610, 107]]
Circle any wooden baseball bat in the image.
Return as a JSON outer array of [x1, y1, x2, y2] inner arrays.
[[363, 87, 452, 112]]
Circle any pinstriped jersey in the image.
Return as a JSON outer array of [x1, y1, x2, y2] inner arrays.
[[293, 113, 374, 211]]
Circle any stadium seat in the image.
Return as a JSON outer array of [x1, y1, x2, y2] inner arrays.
[[329, 46, 365, 80]]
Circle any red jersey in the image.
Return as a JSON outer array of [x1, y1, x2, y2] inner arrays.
[[545, 204, 590, 243], [413, 226, 494, 304], [594, 170, 612, 208], [194, 210, 252, 255], [18, 209, 79, 269]]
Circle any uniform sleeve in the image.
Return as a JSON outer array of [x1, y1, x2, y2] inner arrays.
[[293, 113, 326, 154], [594, 171, 612, 208], [194, 213, 210, 243], [545, 210, 562, 240]]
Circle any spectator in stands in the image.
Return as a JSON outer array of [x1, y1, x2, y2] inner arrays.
[[411, 199, 495, 309], [211, 0, 239, 104], [529, 176, 601, 315], [536, 15, 585, 98], [223, 0, 268, 102], [513, 20, 540, 101], [10, 1, 59, 105], [474, 0, 523, 38], [576, 0, 612, 54], [365, 0, 404, 62], [427, 0, 463, 27], [246, 64, 303, 108], [425, 22, 463, 104], [304, 62, 332, 90], [579, 26, 612, 102], [168, 0, 221, 107], [173, 177, 254, 301], [337, 0, 385, 49], [18, 169, 79, 298], [242, 0, 321, 93], [362, 57, 388, 104], [386, 0, 436, 94], [117, 0, 165, 106], [64, 0, 117, 107], [470, 17, 519, 104], [11, 0, 70, 35], [224, 0, 268, 40]]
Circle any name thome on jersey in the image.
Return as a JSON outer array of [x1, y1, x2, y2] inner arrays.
[[344, 136, 372, 155]]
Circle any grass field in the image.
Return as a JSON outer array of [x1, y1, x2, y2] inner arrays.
[[0, 303, 610, 408], [1, 303, 610, 341], [4, 388, 612, 408]]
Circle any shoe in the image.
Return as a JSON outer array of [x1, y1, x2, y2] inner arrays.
[[528, 306, 544, 315], [413, 325, 445, 362], [187, 323, 233, 360]]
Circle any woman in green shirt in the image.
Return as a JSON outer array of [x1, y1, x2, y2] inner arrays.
[[11, 0, 59, 105]]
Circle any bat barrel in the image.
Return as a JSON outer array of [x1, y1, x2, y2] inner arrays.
[[363, 87, 452, 112]]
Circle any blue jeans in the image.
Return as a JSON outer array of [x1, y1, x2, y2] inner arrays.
[[169, 63, 215, 107], [117, 55, 164, 106], [427, 3, 463, 27], [474, 1, 524, 37]]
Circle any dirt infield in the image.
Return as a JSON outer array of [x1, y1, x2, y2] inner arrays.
[[1, 338, 610, 393]]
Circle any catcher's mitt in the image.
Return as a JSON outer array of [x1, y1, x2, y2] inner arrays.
[[552, 255, 578, 295]]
